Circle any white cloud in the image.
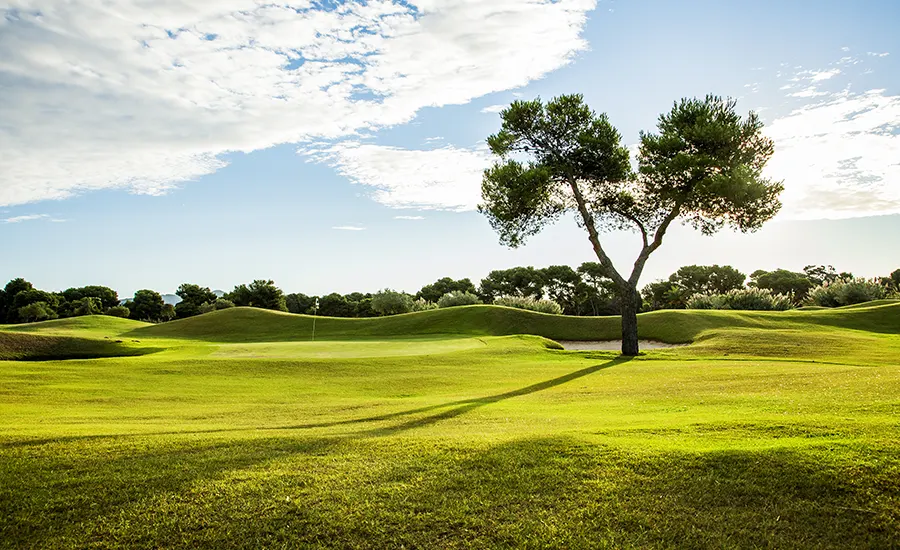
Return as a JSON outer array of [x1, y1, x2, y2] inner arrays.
[[808, 68, 841, 82], [766, 89, 900, 219], [332, 225, 366, 231], [395, 215, 425, 220], [868, 52, 890, 57], [0, 0, 598, 207], [3, 214, 47, 223], [480, 104, 507, 114], [788, 87, 830, 98], [303, 142, 491, 211]]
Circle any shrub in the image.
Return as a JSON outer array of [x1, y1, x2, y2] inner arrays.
[[494, 295, 563, 315], [198, 302, 216, 315], [410, 298, 438, 312], [437, 291, 481, 308], [807, 278, 886, 307], [686, 288, 793, 311], [214, 299, 235, 310], [371, 289, 414, 316], [104, 305, 131, 318], [72, 296, 102, 316], [18, 302, 58, 323]]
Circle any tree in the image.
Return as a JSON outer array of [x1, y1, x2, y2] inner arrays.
[[416, 278, 477, 303], [62, 286, 119, 311], [576, 262, 618, 315], [130, 289, 166, 322], [72, 296, 102, 316], [670, 265, 746, 297], [105, 305, 131, 318], [371, 289, 413, 316], [10, 289, 59, 323], [479, 94, 782, 354], [641, 280, 685, 311], [160, 303, 176, 322], [226, 280, 287, 311], [750, 269, 813, 303], [1, 278, 34, 323], [540, 265, 581, 315], [175, 283, 217, 319], [478, 267, 545, 303], [247, 279, 287, 311], [286, 293, 316, 314], [881, 268, 900, 293], [18, 302, 57, 323]]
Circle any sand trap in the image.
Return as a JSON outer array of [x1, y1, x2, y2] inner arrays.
[[558, 340, 685, 351]]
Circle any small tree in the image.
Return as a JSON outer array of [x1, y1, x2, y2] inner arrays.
[[72, 296, 103, 316], [104, 305, 131, 318], [175, 283, 217, 319], [130, 290, 165, 322], [417, 277, 478, 303], [371, 289, 413, 316], [480, 94, 782, 354]]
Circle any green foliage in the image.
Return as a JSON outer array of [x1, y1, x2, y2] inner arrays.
[[226, 280, 287, 312], [17, 301, 59, 323], [286, 293, 316, 314], [175, 283, 218, 319], [478, 267, 545, 302], [410, 298, 439, 312], [750, 269, 813, 303], [686, 288, 793, 311], [72, 296, 103, 316], [371, 289, 414, 316], [417, 278, 477, 303], [1, 278, 34, 322], [802, 265, 851, 286], [104, 305, 131, 318], [437, 291, 481, 308], [494, 295, 563, 315], [130, 289, 166, 322], [808, 278, 887, 307], [161, 304, 176, 322], [644, 265, 746, 311], [62, 285, 119, 311], [540, 265, 581, 315]]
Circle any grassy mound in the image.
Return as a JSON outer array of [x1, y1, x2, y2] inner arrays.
[[0, 331, 158, 361], [126, 302, 900, 343], [1, 315, 149, 337]]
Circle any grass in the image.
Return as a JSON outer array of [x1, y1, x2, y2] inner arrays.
[[1, 304, 898, 548]]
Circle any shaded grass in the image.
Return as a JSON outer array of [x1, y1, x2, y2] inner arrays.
[[0, 331, 160, 361]]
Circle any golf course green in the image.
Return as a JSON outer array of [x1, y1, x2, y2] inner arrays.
[[1, 303, 898, 548]]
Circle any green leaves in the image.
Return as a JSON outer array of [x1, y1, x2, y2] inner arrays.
[[479, 161, 559, 248]]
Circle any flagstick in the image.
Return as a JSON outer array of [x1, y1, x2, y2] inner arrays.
[[311, 298, 319, 341]]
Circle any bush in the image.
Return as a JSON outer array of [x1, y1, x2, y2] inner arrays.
[[807, 278, 886, 307], [214, 299, 235, 310], [18, 302, 58, 323], [104, 305, 131, 318], [686, 288, 793, 311], [371, 289, 414, 316], [493, 295, 563, 315], [409, 298, 438, 312], [198, 299, 236, 315], [437, 291, 481, 308]]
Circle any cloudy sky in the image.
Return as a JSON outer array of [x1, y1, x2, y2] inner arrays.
[[1, 0, 898, 296]]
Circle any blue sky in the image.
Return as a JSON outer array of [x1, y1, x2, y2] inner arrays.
[[1, 0, 898, 297]]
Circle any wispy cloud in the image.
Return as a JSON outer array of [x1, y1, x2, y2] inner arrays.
[[0, 0, 598, 207], [867, 52, 890, 57], [3, 214, 48, 223], [480, 104, 507, 114], [394, 215, 425, 220], [332, 225, 366, 231]]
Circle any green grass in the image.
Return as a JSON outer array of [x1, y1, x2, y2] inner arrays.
[[1, 305, 898, 548]]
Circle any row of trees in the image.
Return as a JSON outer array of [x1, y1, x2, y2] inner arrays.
[[3, 264, 897, 324]]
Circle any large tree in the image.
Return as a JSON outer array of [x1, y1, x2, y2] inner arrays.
[[175, 283, 217, 318], [480, 94, 782, 355]]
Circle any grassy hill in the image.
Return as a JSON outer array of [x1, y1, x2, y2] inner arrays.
[[125, 302, 900, 343]]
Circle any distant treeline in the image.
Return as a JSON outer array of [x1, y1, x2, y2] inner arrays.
[[2, 264, 898, 324]]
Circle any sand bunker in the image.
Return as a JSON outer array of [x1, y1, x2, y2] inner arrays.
[[558, 340, 685, 351]]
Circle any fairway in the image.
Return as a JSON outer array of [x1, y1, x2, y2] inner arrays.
[[1, 305, 899, 548]]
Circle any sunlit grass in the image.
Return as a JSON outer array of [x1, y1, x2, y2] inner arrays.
[[1, 304, 898, 548]]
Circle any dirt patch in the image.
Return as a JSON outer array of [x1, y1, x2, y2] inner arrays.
[[557, 340, 686, 351]]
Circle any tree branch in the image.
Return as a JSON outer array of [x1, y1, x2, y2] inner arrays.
[[565, 177, 627, 287], [628, 203, 682, 287]]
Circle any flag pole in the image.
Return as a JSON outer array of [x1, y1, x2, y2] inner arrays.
[[311, 298, 319, 341]]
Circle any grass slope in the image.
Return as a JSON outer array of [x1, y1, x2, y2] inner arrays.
[[1, 306, 898, 548], [127, 302, 900, 343], [0, 332, 158, 361]]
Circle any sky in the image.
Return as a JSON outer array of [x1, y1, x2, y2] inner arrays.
[[1, 0, 899, 297]]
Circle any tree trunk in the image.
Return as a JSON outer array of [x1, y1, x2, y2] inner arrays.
[[620, 287, 641, 356]]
